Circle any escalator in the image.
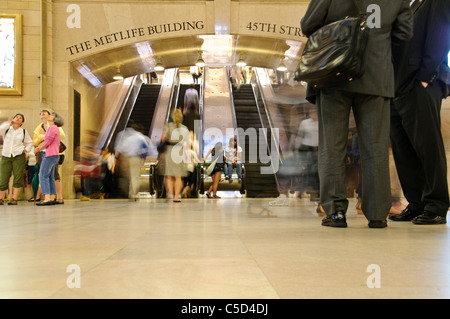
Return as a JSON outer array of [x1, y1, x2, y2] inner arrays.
[[128, 84, 161, 134], [106, 82, 163, 198], [108, 83, 162, 151], [233, 84, 279, 198]]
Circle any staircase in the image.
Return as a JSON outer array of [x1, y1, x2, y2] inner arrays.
[[233, 84, 279, 198]]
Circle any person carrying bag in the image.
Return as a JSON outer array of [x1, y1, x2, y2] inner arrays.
[[296, 0, 370, 89]]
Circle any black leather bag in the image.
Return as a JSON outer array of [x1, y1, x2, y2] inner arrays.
[[59, 142, 67, 153], [297, 0, 369, 89], [156, 140, 167, 154]]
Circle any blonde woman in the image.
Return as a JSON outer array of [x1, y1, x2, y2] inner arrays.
[[161, 109, 189, 202]]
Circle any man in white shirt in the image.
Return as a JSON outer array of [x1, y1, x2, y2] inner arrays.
[[0, 114, 33, 205], [114, 121, 151, 199], [184, 84, 199, 114]]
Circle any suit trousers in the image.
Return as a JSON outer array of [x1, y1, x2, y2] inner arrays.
[[390, 81, 449, 217], [318, 89, 391, 221]]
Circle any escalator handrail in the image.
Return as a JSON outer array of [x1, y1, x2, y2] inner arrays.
[[147, 68, 178, 139], [250, 69, 282, 190], [199, 67, 205, 158], [227, 67, 239, 134], [102, 75, 143, 150], [252, 68, 283, 165], [168, 68, 181, 119]]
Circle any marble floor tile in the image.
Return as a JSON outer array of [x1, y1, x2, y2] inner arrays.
[[0, 197, 448, 299]]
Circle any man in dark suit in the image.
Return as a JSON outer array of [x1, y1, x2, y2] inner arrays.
[[301, 0, 413, 228], [389, 0, 450, 225]]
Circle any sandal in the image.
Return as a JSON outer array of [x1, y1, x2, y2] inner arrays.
[[36, 200, 56, 206], [213, 195, 221, 199], [205, 192, 212, 198], [8, 199, 18, 205]]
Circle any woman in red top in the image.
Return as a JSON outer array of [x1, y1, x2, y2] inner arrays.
[[34, 111, 64, 206]]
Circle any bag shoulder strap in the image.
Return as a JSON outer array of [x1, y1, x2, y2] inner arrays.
[[4, 127, 25, 142], [411, 0, 426, 14], [352, 0, 364, 15]]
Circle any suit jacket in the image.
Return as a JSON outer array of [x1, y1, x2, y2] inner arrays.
[[393, 0, 450, 98], [301, 0, 413, 98]]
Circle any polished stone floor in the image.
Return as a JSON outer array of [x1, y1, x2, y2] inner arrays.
[[0, 196, 449, 299]]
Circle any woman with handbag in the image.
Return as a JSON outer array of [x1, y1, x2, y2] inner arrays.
[[162, 108, 189, 202], [203, 142, 224, 199], [31, 109, 66, 203], [34, 111, 64, 206]]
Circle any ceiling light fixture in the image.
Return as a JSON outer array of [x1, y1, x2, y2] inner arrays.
[[277, 57, 287, 72], [236, 52, 247, 67], [236, 56, 247, 67], [277, 61, 287, 72], [113, 67, 124, 81], [154, 58, 164, 71], [196, 51, 206, 67]]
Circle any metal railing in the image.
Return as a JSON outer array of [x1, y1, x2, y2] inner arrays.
[[252, 68, 283, 166], [99, 75, 143, 150]]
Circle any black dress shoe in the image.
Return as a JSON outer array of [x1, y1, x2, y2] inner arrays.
[[412, 211, 447, 225], [322, 211, 347, 227], [389, 208, 420, 221], [368, 220, 387, 228]]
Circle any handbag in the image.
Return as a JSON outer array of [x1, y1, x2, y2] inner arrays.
[[205, 158, 217, 176], [156, 140, 167, 154], [59, 142, 67, 153], [58, 154, 65, 165], [296, 0, 369, 89]]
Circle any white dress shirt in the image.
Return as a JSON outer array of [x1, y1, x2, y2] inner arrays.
[[0, 122, 33, 157]]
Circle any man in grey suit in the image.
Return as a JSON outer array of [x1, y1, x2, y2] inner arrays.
[[301, 0, 413, 228]]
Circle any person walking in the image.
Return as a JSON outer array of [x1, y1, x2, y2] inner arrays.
[[34, 111, 64, 206], [114, 121, 151, 200], [161, 109, 189, 202], [0, 114, 33, 205], [389, 0, 450, 225], [204, 142, 225, 199], [184, 84, 199, 114], [224, 137, 243, 184], [301, 0, 413, 228]]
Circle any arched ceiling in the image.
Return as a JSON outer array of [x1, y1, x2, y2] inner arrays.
[[72, 34, 305, 87]]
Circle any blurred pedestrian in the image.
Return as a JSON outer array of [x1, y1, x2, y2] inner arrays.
[[204, 142, 225, 199], [115, 121, 151, 200], [161, 109, 189, 202]]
